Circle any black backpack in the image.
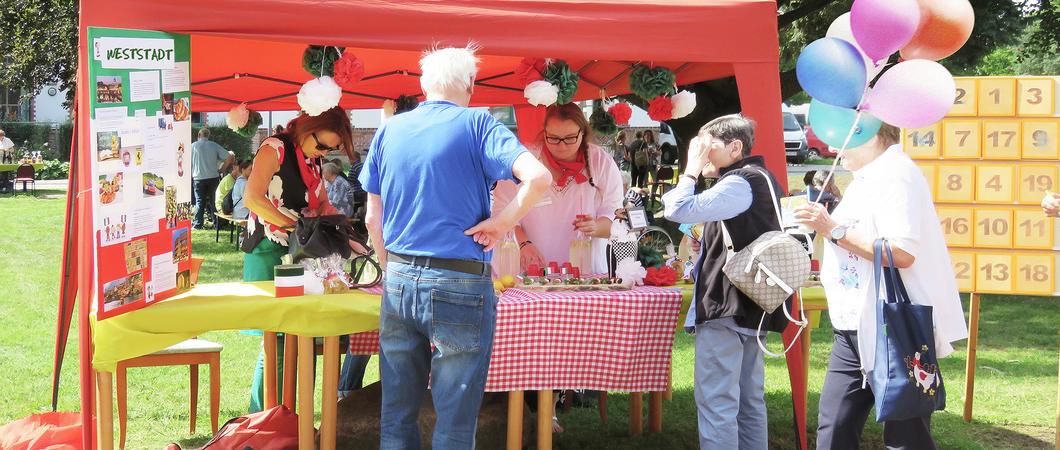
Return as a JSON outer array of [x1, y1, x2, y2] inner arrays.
[[221, 188, 235, 215]]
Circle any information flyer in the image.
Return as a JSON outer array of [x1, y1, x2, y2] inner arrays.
[[88, 27, 194, 319]]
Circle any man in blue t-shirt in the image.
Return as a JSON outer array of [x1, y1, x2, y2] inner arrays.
[[190, 128, 234, 229], [360, 45, 551, 449]]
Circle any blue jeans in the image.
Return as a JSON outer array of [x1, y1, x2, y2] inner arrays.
[[379, 262, 496, 450], [192, 176, 219, 228]]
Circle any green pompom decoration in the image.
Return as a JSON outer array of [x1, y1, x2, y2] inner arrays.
[[590, 104, 619, 136], [302, 45, 346, 77], [638, 244, 666, 269], [544, 60, 580, 105], [236, 111, 263, 138], [629, 66, 677, 102]]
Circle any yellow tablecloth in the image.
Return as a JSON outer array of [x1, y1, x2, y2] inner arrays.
[[92, 282, 381, 371]]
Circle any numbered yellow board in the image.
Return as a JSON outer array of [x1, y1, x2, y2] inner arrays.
[[906, 76, 1059, 296]]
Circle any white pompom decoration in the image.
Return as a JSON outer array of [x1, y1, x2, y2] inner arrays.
[[670, 90, 697, 119], [297, 76, 342, 117], [226, 103, 250, 131], [615, 259, 647, 287], [381, 99, 396, 120], [524, 80, 559, 107]]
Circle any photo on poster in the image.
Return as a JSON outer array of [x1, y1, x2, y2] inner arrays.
[[173, 97, 190, 122], [165, 186, 177, 228], [176, 270, 191, 291], [172, 227, 190, 263], [96, 131, 121, 162], [176, 142, 186, 177], [98, 172, 124, 205], [124, 239, 148, 272], [120, 144, 144, 168], [157, 114, 173, 131], [96, 75, 123, 104], [142, 172, 164, 197], [145, 281, 155, 303], [102, 272, 144, 312], [100, 212, 129, 246], [161, 93, 175, 115]]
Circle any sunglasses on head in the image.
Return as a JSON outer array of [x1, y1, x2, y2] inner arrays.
[[312, 132, 341, 153], [544, 132, 582, 145]]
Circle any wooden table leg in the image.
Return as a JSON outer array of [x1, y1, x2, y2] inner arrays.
[[599, 392, 608, 423], [283, 334, 298, 410], [97, 370, 115, 450], [115, 368, 126, 450], [189, 364, 198, 434], [297, 335, 315, 450], [320, 336, 339, 450], [506, 391, 524, 450], [537, 390, 553, 450], [264, 331, 278, 409], [1055, 336, 1060, 450], [648, 392, 662, 433], [963, 293, 981, 423], [629, 392, 643, 436]]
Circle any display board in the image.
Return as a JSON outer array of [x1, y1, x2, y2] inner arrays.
[[903, 76, 1060, 296], [88, 27, 194, 319]]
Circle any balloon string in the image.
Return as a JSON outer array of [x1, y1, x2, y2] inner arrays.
[[319, 46, 329, 76], [809, 109, 862, 206]]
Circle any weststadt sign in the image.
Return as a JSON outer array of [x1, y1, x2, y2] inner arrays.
[[93, 35, 175, 70]]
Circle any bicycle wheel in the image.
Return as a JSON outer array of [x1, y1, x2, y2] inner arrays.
[[637, 225, 674, 255]]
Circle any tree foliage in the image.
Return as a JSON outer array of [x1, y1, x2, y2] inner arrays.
[[0, 0, 77, 104]]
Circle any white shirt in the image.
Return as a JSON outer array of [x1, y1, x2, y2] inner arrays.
[[820, 145, 968, 373], [492, 144, 624, 274], [0, 137, 14, 151]]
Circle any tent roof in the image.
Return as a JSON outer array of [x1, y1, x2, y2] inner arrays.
[[82, 0, 780, 111]]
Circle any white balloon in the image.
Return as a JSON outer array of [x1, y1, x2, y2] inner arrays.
[[826, 12, 885, 82]]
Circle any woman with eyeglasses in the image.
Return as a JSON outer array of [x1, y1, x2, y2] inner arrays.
[[492, 103, 624, 276]]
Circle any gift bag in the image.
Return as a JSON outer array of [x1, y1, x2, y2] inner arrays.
[[871, 239, 946, 422]]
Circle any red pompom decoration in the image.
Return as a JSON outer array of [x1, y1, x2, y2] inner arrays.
[[516, 57, 546, 84], [608, 102, 633, 125], [333, 52, 365, 88], [647, 95, 674, 122], [644, 266, 679, 286]]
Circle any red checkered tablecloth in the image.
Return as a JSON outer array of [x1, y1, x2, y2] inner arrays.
[[346, 286, 683, 392]]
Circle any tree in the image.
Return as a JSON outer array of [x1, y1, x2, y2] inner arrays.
[[664, 0, 1035, 170], [0, 0, 77, 106]]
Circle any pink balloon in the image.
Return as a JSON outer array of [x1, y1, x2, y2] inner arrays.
[[863, 60, 956, 129], [851, 0, 922, 63]]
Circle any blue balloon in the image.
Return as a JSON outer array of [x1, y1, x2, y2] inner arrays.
[[796, 38, 868, 109], [807, 99, 882, 149]]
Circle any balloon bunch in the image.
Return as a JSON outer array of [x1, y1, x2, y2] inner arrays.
[[797, 0, 974, 149]]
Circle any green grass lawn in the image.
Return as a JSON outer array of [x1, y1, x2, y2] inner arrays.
[[1, 189, 1058, 449]]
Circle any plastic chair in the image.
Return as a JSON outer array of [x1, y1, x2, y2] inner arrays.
[[116, 338, 222, 449], [13, 164, 35, 194]]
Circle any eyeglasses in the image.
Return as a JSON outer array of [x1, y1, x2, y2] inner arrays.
[[312, 132, 341, 153], [544, 133, 582, 145]]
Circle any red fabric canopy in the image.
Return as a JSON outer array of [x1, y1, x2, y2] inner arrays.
[[69, 2, 793, 448]]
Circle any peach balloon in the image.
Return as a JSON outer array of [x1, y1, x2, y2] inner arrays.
[[900, 0, 975, 61]]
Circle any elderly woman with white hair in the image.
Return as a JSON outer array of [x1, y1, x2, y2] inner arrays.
[[359, 44, 551, 448], [322, 161, 355, 217]]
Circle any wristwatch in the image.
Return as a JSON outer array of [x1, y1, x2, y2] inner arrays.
[[829, 224, 849, 244]]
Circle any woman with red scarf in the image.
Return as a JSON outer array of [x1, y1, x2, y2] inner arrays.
[[492, 103, 624, 274]]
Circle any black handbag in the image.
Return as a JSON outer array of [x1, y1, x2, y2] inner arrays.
[[288, 214, 359, 262]]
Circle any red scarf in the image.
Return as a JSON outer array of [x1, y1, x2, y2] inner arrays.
[[292, 143, 323, 211], [542, 147, 588, 187]]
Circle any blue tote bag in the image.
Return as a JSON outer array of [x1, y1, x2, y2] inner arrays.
[[871, 239, 946, 422]]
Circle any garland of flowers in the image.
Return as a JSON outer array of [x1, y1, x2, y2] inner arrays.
[[521, 58, 580, 107]]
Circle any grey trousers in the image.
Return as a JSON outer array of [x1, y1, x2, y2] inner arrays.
[[815, 330, 936, 450], [693, 320, 769, 450]]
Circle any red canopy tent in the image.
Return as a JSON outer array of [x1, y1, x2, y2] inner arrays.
[[65, 1, 801, 448]]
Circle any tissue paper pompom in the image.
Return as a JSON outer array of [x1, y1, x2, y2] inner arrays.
[[607, 102, 633, 125], [616, 259, 648, 286], [544, 60, 580, 105], [516, 57, 546, 84], [226, 103, 250, 130], [235, 110, 263, 138], [524, 80, 559, 107], [332, 52, 365, 87], [647, 95, 674, 121], [297, 77, 342, 116], [629, 65, 677, 101], [302, 45, 346, 77], [670, 90, 697, 119], [590, 104, 619, 136]]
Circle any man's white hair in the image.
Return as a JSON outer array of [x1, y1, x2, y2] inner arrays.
[[419, 44, 480, 95]]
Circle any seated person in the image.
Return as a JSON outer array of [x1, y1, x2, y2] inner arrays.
[[230, 160, 253, 220]]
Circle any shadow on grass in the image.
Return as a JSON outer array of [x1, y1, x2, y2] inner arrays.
[[1, 188, 68, 199]]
